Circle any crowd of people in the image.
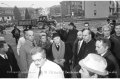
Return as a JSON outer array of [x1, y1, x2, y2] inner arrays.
[[0, 18, 120, 78]]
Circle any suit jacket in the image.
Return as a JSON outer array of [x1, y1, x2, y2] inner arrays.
[[0, 45, 20, 78], [82, 39, 96, 59], [19, 40, 35, 73], [109, 36, 120, 61], [6, 45, 20, 77], [103, 51, 120, 78], [72, 39, 85, 67]]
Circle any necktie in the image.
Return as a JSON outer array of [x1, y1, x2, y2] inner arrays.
[[77, 41, 81, 54], [38, 67, 41, 78], [56, 45, 59, 50]]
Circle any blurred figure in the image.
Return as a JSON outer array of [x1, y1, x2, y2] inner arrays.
[[112, 25, 120, 41], [28, 47, 64, 79], [19, 30, 36, 78], [96, 37, 120, 78], [11, 26, 21, 45], [66, 22, 78, 49], [17, 29, 28, 56], [37, 32, 51, 50], [47, 32, 73, 78], [84, 22, 89, 30], [0, 41, 20, 78], [79, 53, 108, 78]]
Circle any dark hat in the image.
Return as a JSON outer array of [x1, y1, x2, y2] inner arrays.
[[68, 22, 74, 26], [52, 32, 60, 39]]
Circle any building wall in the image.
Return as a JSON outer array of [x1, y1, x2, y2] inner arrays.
[[60, 1, 83, 17], [84, 1, 115, 18]]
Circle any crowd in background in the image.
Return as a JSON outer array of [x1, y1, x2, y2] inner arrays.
[[0, 18, 120, 78]]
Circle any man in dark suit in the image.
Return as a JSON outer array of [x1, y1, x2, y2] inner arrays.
[[72, 29, 96, 78], [96, 37, 120, 78], [72, 30, 84, 67], [46, 32, 73, 78], [0, 41, 20, 78]]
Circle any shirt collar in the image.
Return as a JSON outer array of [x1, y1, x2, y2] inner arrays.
[[0, 53, 7, 59]]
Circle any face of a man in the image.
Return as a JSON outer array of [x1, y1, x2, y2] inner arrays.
[[1, 43, 9, 53], [103, 27, 111, 38], [83, 30, 91, 43], [41, 36, 47, 43], [115, 25, 120, 36], [77, 31, 83, 40], [79, 67, 90, 78], [26, 31, 34, 42], [53, 36, 60, 45], [95, 41, 107, 55], [32, 53, 45, 68]]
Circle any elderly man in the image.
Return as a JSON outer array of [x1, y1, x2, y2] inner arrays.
[[28, 47, 64, 79], [79, 53, 108, 78], [96, 37, 120, 78], [19, 30, 36, 78], [47, 32, 73, 78]]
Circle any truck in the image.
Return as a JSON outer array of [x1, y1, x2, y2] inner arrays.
[[18, 16, 57, 29]]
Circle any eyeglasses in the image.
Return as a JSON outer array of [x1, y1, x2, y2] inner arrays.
[[33, 58, 43, 63]]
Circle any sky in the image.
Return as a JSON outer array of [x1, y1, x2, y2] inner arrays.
[[0, 0, 119, 8], [0, 0, 63, 8]]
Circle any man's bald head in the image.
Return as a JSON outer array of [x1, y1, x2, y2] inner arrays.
[[83, 29, 92, 43]]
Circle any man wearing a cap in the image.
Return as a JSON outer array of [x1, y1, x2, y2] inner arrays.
[[79, 53, 108, 78], [96, 37, 120, 78], [47, 32, 73, 78]]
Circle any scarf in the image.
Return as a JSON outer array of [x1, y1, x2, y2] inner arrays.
[[52, 40, 65, 60]]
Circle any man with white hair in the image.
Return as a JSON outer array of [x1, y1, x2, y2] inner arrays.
[[19, 30, 36, 78], [79, 53, 108, 78]]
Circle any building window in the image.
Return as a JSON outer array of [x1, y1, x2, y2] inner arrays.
[[94, 2, 96, 6], [110, 1, 111, 4], [94, 10, 96, 16]]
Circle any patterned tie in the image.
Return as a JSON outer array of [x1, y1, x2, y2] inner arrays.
[[38, 67, 41, 78]]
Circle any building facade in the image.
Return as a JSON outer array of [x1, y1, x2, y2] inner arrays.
[[60, 1, 83, 17], [83, 1, 117, 18]]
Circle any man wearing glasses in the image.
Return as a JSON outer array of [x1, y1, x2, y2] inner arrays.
[[27, 47, 64, 79]]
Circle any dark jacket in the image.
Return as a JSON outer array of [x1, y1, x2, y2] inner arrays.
[[0, 45, 20, 78], [82, 39, 96, 59], [11, 28, 20, 38], [109, 36, 120, 61], [103, 51, 120, 78], [72, 39, 85, 67]]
